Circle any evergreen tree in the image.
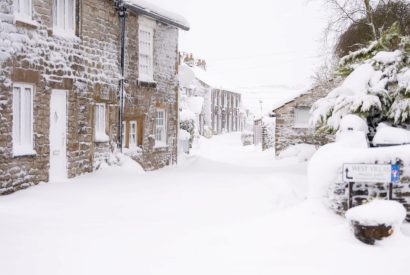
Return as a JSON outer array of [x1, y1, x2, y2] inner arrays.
[[311, 22, 410, 138]]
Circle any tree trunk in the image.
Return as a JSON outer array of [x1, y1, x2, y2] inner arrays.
[[364, 0, 379, 39]]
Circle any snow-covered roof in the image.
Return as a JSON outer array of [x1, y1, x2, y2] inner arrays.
[[270, 89, 309, 111], [124, 0, 190, 31]]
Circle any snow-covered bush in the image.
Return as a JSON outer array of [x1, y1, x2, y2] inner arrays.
[[311, 22, 410, 138], [178, 129, 191, 154], [241, 131, 254, 146], [278, 144, 317, 162], [180, 109, 195, 149], [262, 117, 275, 151], [335, 115, 370, 148], [202, 125, 213, 139]]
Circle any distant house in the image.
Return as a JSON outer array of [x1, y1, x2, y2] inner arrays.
[[0, 0, 189, 194], [272, 85, 335, 155], [179, 59, 244, 136]]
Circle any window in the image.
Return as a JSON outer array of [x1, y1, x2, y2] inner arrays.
[[13, 83, 34, 156], [294, 107, 311, 128], [138, 17, 155, 82], [129, 121, 137, 147], [155, 110, 166, 146], [53, 0, 75, 34], [14, 0, 32, 20], [95, 103, 108, 142]]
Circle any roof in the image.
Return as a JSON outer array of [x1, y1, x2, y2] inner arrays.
[[124, 0, 190, 31], [271, 89, 310, 111]]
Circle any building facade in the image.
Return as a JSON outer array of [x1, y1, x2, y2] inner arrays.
[[0, 0, 188, 194], [272, 85, 336, 155], [120, 2, 189, 171], [211, 89, 242, 135]]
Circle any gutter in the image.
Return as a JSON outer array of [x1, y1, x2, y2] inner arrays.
[[124, 3, 190, 31], [116, 0, 128, 152]]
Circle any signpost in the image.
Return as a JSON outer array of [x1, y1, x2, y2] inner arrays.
[[343, 164, 400, 209]]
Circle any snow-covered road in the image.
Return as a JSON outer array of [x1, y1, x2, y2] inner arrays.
[[0, 133, 409, 275]]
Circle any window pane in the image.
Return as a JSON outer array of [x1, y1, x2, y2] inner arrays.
[[13, 87, 21, 146], [58, 0, 65, 28], [22, 88, 32, 146], [67, 0, 74, 31]]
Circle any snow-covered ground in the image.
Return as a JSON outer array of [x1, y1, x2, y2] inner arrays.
[[0, 133, 409, 275]]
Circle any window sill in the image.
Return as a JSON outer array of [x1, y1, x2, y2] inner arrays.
[[52, 28, 80, 41], [138, 78, 156, 87], [13, 148, 37, 158], [95, 132, 110, 143], [293, 124, 310, 129], [154, 143, 169, 150], [13, 14, 39, 28]]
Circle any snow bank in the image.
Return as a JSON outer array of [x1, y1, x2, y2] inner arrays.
[[346, 200, 406, 226], [373, 123, 410, 146], [278, 144, 317, 162]]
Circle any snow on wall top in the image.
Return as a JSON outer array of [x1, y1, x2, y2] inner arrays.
[[124, 0, 190, 30]]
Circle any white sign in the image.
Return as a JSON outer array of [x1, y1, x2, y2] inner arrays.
[[343, 164, 392, 183]]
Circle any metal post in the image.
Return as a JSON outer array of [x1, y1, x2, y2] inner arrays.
[[348, 182, 353, 209], [116, 0, 127, 152]]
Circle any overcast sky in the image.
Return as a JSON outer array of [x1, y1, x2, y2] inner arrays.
[[150, 0, 329, 90]]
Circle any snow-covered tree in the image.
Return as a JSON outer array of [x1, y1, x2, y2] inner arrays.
[[311, 22, 410, 137]]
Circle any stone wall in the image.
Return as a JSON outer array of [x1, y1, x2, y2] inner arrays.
[[123, 14, 179, 171], [0, 0, 120, 194], [274, 85, 335, 155], [328, 165, 410, 222]]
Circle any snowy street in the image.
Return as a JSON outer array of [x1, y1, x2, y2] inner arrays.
[[1, 133, 409, 275]]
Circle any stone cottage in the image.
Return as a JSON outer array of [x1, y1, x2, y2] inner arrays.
[[118, 0, 189, 171], [0, 0, 189, 194], [272, 85, 335, 155]]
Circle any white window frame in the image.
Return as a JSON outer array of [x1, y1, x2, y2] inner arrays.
[[14, 0, 32, 21], [121, 121, 126, 148], [294, 106, 311, 129], [129, 121, 137, 147], [154, 109, 167, 147], [95, 103, 109, 142], [13, 83, 35, 156], [53, 0, 76, 35], [138, 16, 155, 82]]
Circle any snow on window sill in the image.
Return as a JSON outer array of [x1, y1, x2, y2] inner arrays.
[[293, 124, 310, 129], [13, 147, 37, 157], [13, 14, 39, 28], [154, 142, 168, 149], [138, 77, 156, 84], [95, 132, 110, 143], [52, 28, 79, 41]]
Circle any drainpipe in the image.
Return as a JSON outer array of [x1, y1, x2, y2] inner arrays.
[[116, 0, 127, 152]]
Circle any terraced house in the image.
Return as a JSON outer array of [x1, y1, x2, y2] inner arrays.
[[0, 0, 189, 194]]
